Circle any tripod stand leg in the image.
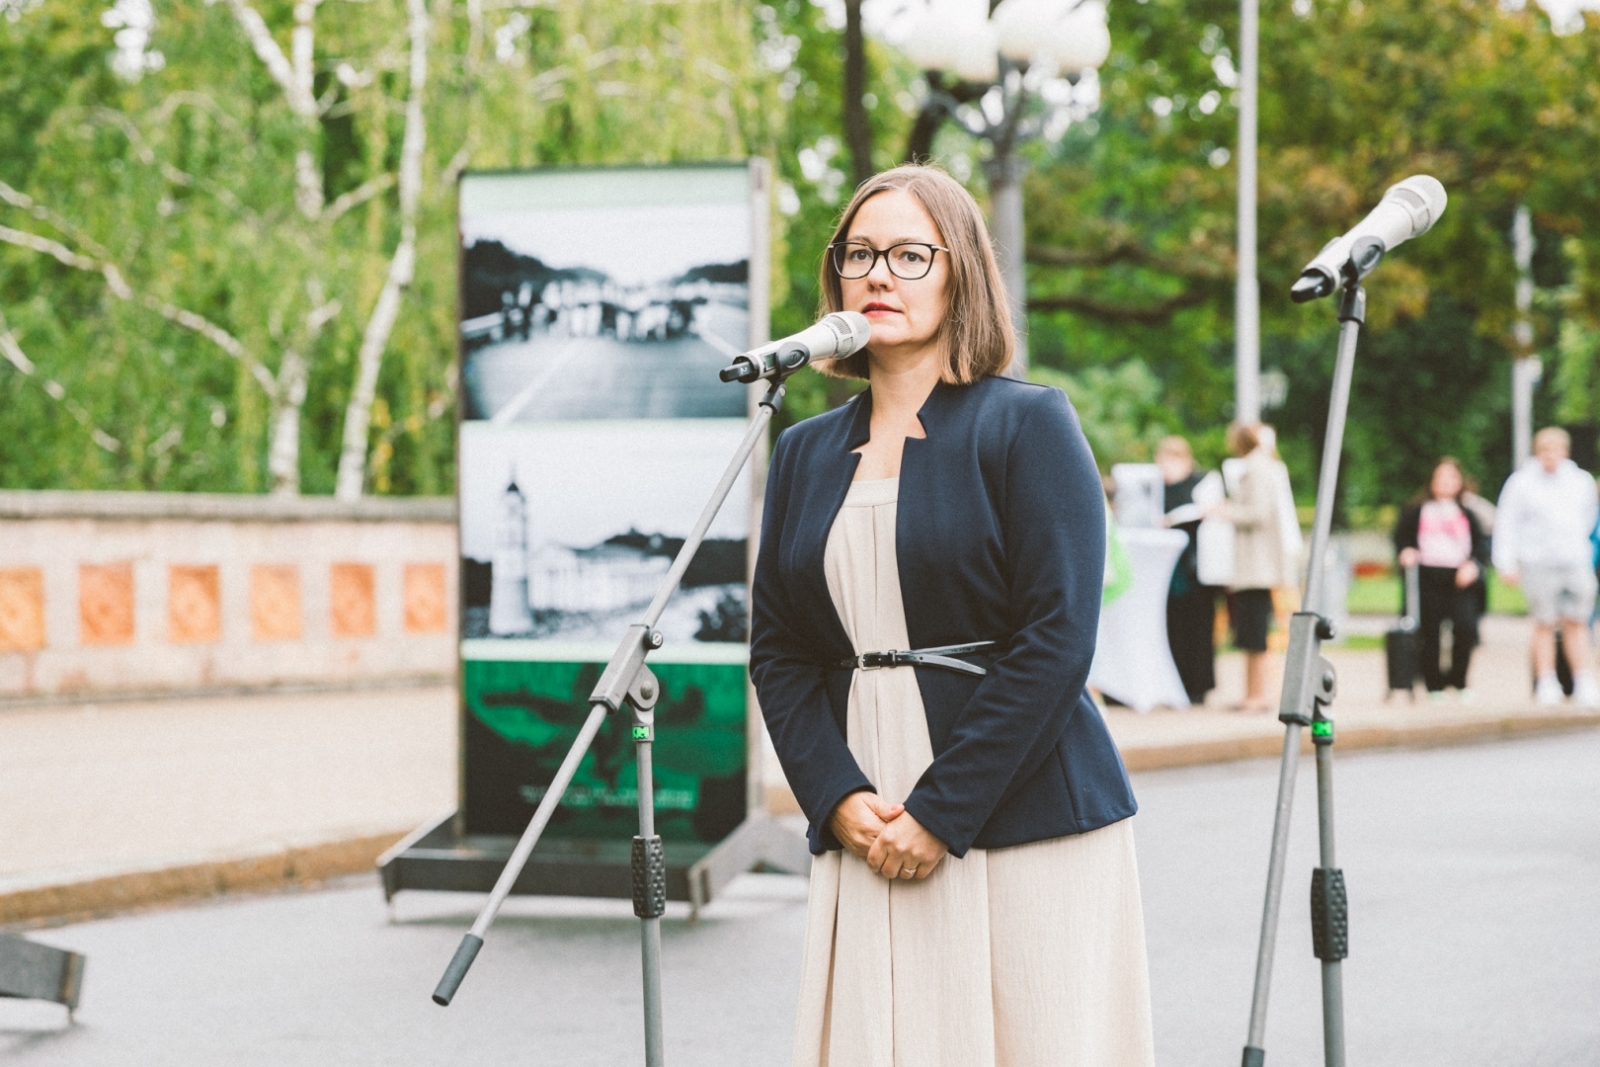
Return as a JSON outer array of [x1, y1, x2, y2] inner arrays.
[[433, 702, 611, 1006], [1242, 724, 1303, 1067], [1311, 719, 1348, 1067], [632, 716, 667, 1066]]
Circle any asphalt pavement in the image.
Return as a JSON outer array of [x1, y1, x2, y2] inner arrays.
[[5, 728, 1597, 1066]]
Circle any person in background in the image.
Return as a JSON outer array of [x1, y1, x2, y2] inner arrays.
[[1157, 435, 1218, 706], [1494, 426, 1600, 707], [1211, 422, 1298, 712], [1393, 458, 1491, 700]]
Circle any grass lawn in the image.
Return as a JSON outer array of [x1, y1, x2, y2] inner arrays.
[[1345, 571, 1527, 616]]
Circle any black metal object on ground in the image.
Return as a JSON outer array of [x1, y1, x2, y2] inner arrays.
[[378, 811, 808, 917], [0, 933, 84, 1013]]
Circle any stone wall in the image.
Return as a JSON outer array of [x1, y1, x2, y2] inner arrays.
[[0, 492, 457, 701]]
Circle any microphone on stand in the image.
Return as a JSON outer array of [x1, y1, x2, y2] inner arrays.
[[719, 311, 872, 383], [1290, 176, 1448, 302]]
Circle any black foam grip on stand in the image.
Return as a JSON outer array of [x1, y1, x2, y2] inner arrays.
[[632, 835, 666, 919], [432, 933, 483, 1006], [1241, 1045, 1265, 1067], [1311, 867, 1349, 962]]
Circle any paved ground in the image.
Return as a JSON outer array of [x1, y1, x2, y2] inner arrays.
[[4, 729, 1597, 1065], [0, 687, 455, 895], [4, 615, 1595, 913]]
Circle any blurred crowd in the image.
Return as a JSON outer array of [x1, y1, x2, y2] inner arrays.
[[1140, 424, 1600, 711]]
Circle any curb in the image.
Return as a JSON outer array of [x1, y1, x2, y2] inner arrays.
[[0, 832, 406, 928], [9, 713, 1598, 926]]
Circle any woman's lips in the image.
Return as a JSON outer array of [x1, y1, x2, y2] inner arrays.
[[862, 304, 899, 315]]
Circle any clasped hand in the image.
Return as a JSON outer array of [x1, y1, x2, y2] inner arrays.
[[827, 791, 948, 881]]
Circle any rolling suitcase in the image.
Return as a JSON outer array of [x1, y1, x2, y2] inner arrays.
[[1385, 564, 1420, 699]]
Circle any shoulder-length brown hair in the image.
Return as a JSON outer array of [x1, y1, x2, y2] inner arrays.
[[816, 163, 1014, 383], [1409, 456, 1475, 506]]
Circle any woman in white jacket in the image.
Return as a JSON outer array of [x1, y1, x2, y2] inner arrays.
[[1213, 423, 1300, 711]]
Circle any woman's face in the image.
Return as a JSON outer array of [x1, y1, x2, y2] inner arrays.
[[839, 189, 950, 360], [1431, 462, 1463, 500]]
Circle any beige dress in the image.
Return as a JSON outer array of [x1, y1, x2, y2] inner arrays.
[[792, 477, 1155, 1067]]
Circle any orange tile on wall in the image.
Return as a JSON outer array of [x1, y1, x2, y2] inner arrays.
[[0, 568, 46, 652], [80, 563, 135, 646], [169, 565, 221, 644], [251, 565, 302, 642], [330, 563, 376, 638], [403, 563, 448, 634]]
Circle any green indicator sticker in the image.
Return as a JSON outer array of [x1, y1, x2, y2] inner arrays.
[[1312, 720, 1334, 738], [632, 725, 653, 741]]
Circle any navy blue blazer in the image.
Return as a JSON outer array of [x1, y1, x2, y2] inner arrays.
[[750, 374, 1137, 857]]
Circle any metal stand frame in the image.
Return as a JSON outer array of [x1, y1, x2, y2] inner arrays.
[[0, 933, 85, 1017], [431, 374, 798, 1067], [1241, 280, 1364, 1067]]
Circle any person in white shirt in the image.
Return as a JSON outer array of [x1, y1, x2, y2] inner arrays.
[[1492, 427, 1600, 707]]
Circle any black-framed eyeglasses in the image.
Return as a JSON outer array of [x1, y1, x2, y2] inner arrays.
[[827, 241, 948, 280]]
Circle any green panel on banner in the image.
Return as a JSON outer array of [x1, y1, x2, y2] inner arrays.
[[461, 658, 747, 843]]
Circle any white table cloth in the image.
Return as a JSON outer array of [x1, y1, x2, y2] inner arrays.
[[1089, 527, 1191, 712]]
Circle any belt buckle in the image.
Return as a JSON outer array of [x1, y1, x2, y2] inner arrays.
[[858, 650, 894, 670]]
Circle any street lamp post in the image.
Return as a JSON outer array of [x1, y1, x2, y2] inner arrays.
[[1235, 0, 1261, 424], [883, 0, 1111, 373], [1511, 204, 1540, 468]]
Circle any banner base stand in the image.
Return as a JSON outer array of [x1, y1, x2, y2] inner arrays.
[[379, 812, 808, 922]]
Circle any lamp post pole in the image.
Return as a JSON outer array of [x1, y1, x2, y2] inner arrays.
[[983, 60, 1031, 372], [987, 152, 1030, 371], [1511, 204, 1539, 468], [1235, 0, 1261, 425], [893, 0, 1108, 378]]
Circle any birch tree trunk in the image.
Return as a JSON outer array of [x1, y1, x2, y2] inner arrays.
[[267, 348, 307, 495], [223, 0, 325, 494], [334, 0, 430, 501]]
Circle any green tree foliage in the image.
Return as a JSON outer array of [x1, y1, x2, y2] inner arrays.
[[5, 0, 1600, 508], [1, 0, 780, 495], [1019, 0, 1600, 505], [1028, 360, 1174, 472]]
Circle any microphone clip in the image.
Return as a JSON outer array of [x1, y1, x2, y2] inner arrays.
[[718, 341, 809, 384], [1290, 236, 1387, 303]]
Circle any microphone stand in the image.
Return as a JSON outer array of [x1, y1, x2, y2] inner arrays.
[[431, 368, 797, 1067], [1241, 275, 1365, 1067]]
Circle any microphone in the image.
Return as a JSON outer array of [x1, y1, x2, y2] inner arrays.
[[1290, 176, 1448, 302], [719, 311, 872, 383]]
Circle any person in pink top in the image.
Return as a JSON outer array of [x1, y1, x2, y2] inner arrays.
[[1393, 458, 1491, 699]]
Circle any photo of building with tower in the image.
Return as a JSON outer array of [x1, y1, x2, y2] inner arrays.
[[460, 422, 749, 648]]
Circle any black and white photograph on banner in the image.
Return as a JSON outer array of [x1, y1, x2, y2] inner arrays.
[[458, 420, 750, 645], [459, 166, 753, 422]]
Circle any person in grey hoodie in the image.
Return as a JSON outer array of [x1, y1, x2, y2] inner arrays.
[[1492, 427, 1600, 707]]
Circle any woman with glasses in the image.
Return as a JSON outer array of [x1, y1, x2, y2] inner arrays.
[[751, 164, 1153, 1067]]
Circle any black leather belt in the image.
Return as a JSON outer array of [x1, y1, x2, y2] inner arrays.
[[834, 640, 998, 678]]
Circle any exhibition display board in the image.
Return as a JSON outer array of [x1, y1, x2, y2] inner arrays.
[[382, 162, 808, 909]]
